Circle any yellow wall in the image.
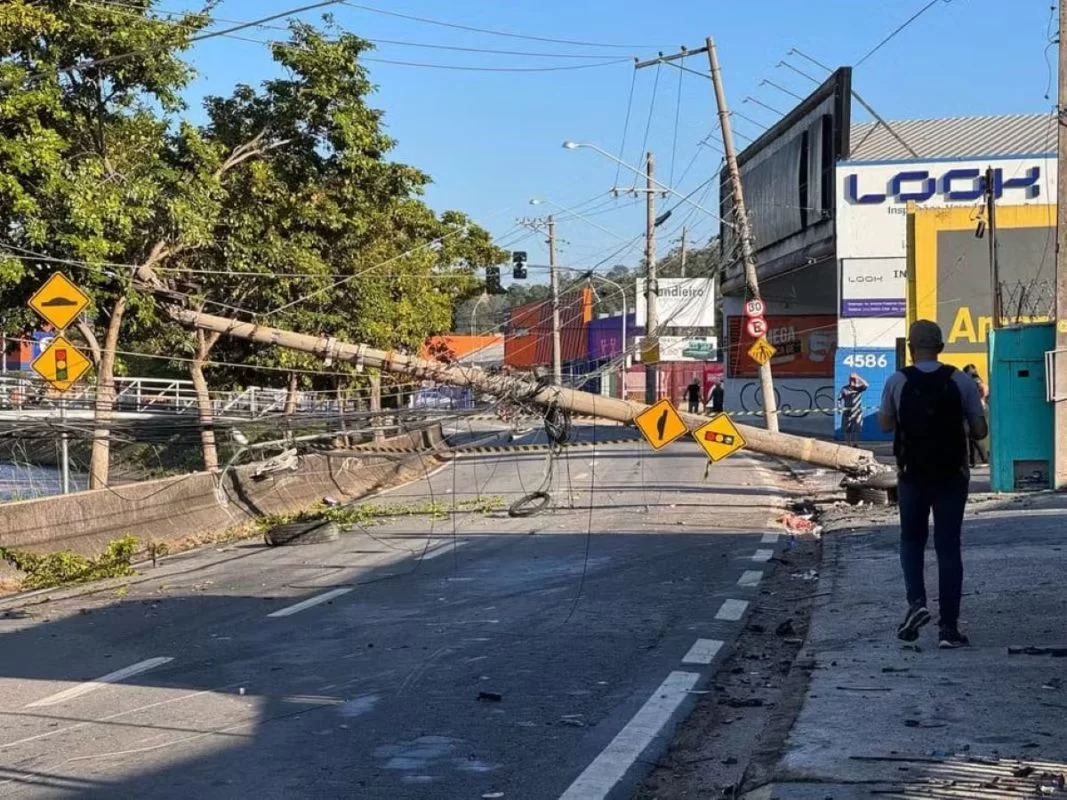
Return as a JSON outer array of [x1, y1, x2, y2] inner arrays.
[[906, 203, 1055, 382]]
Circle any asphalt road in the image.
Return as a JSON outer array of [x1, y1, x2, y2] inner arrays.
[[0, 425, 790, 799]]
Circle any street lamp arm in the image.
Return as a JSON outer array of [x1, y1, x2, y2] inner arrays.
[[562, 141, 736, 231]]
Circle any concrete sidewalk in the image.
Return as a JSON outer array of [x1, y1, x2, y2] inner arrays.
[[746, 487, 1067, 799]]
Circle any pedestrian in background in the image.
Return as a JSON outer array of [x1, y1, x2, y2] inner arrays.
[[685, 377, 702, 414], [838, 372, 869, 447], [708, 379, 725, 415], [962, 364, 989, 467], [879, 320, 987, 649]]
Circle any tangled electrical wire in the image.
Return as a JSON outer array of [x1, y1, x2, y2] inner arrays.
[[507, 393, 572, 518]]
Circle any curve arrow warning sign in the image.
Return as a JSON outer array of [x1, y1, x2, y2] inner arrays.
[[634, 399, 687, 451]]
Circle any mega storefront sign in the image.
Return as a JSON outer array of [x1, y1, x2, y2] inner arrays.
[[727, 315, 836, 378]]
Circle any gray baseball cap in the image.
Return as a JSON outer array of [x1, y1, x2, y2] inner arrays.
[[909, 319, 944, 350]]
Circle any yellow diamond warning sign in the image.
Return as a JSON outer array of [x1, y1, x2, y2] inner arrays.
[[29, 273, 90, 331], [747, 336, 777, 367], [634, 398, 688, 451], [31, 335, 92, 392], [693, 414, 746, 463]]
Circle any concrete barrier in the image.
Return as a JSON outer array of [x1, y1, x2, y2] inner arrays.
[[0, 426, 445, 559]]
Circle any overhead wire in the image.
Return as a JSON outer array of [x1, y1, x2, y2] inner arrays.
[[669, 55, 685, 188], [613, 70, 639, 189], [634, 62, 662, 188], [854, 0, 951, 68], [338, 2, 661, 50], [78, 0, 635, 73]]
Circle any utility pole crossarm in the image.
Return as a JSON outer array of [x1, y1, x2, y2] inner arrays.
[[634, 46, 707, 70]]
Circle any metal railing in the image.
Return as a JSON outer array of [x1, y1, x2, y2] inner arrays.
[[0, 376, 347, 418]]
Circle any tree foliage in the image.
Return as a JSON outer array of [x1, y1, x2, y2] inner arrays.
[[0, 3, 505, 477]]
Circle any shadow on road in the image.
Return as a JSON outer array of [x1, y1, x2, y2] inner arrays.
[[0, 517, 773, 799]]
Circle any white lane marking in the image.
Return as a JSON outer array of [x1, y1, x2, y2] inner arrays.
[[761, 532, 779, 544], [559, 671, 700, 800], [267, 587, 353, 618], [681, 639, 723, 665], [26, 657, 174, 708], [421, 540, 467, 561], [738, 570, 763, 587], [714, 599, 749, 622], [752, 549, 774, 563]]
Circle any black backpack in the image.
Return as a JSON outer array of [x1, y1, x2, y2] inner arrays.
[[893, 365, 967, 480]]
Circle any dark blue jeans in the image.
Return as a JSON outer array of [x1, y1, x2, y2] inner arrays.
[[897, 475, 969, 628]]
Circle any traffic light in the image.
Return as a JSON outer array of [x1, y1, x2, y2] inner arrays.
[[511, 250, 528, 280], [55, 348, 68, 381], [486, 265, 504, 295]]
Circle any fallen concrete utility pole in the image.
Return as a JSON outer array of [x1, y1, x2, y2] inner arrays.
[[170, 308, 879, 475]]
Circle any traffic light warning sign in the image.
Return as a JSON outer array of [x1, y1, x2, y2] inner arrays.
[[31, 335, 91, 392]]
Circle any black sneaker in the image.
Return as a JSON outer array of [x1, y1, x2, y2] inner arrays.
[[938, 627, 970, 649], [897, 603, 931, 642]]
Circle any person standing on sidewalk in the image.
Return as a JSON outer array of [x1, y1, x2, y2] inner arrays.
[[708, 379, 725, 415], [685, 377, 702, 414], [838, 372, 869, 447], [962, 364, 989, 467], [878, 320, 988, 649]]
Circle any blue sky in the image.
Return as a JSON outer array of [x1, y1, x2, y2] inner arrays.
[[174, 0, 1057, 281]]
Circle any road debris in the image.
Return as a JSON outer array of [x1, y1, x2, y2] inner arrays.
[[477, 691, 503, 702], [1008, 645, 1067, 657], [777, 513, 823, 536]]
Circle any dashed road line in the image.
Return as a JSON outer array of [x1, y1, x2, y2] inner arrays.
[[738, 570, 763, 587], [558, 671, 700, 800], [752, 549, 774, 563], [714, 599, 749, 621], [267, 587, 353, 618], [26, 657, 174, 708], [681, 638, 724, 665], [761, 532, 779, 544]]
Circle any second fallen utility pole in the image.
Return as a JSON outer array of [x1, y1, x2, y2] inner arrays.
[[548, 215, 562, 386], [706, 37, 780, 432], [644, 151, 658, 404]]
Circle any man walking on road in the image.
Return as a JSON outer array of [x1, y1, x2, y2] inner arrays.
[[878, 320, 988, 649]]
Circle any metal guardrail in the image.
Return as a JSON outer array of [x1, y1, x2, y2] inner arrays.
[[0, 375, 347, 418]]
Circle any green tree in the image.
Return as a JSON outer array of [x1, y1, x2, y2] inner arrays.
[[155, 23, 504, 466], [2, 6, 505, 476], [0, 0, 229, 487]]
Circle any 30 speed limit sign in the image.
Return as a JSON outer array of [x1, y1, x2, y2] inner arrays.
[[745, 317, 767, 338], [744, 299, 765, 319]]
